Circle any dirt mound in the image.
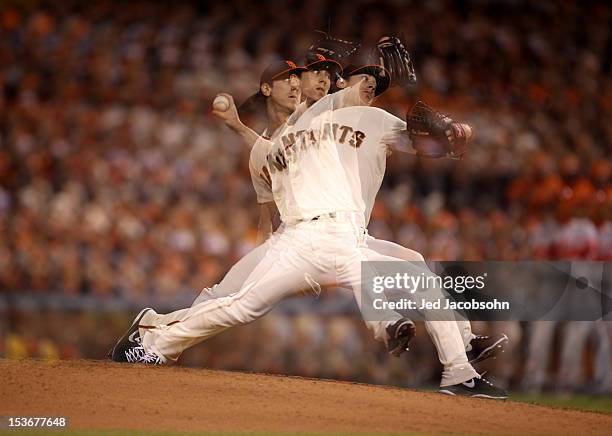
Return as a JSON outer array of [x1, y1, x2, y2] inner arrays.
[[0, 359, 609, 434]]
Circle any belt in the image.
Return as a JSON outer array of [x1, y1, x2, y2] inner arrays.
[[308, 211, 365, 227], [310, 213, 332, 221]]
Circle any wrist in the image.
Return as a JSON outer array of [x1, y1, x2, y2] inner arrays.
[[225, 117, 243, 131]]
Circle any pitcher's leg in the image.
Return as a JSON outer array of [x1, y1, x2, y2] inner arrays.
[[366, 237, 475, 349], [424, 321, 479, 386], [357, 244, 478, 386], [193, 240, 273, 305], [143, 240, 273, 329], [455, 319, 474, 348], [143, 274, 311, 361], [416, 279, 478, 387], [338, 250, 403, 343], [142, 241, 317, 362]]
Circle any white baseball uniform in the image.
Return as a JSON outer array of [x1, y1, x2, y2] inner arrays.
[[144, 87, 365, 323], [141, 92, 478, 386]]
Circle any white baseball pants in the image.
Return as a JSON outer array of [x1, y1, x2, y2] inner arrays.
[[147, 235, 473, 350], [141, 218, 477, 386]]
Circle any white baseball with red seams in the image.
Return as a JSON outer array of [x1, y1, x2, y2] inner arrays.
[[212, 95, 230, 112]]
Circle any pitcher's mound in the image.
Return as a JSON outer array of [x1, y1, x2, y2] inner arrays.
[[1, 359, 609, 434]]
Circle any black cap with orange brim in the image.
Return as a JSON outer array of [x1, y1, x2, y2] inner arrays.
[[304, 53, 343, 78], [342, 64, 391, 96], [259, 60, 307, 86]]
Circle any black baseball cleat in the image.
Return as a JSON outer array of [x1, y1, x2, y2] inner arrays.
[[386, 318, 416, 357], [109, 307, 153, 363], [466, 333, 508, 364], [120, 344, 164, 365], [439, 376, 508, 400]]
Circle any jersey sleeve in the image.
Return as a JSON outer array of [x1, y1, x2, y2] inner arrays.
[[299, 82, 364, 120], [380, 111, 414, 154], [334, 81, 365, 109], [248, 137, 274, 204]]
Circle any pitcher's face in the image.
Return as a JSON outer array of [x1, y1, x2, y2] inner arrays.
[[347, 74, 376, 105], [301, 70, 331, 103], [269, 74, 302, 111]]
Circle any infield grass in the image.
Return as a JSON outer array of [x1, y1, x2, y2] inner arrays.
[[509, 393, 612, 414]]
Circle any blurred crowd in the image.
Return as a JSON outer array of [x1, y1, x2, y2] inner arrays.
[[1, 0, 611, 393]]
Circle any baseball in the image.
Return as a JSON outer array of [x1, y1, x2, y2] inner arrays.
[[463, 124, 473, 141], [453, 123, 474, 142], [213, 95, 230, 112]]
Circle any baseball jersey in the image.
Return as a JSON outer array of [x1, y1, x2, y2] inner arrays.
[[265, 110, 356, 223], [249, 128, 275, 204], [262, 105, 411, 224], [331, 106, 411, 223], [249, 83, 413, 223], [249, 84, 363, 220], [247, 86, 362, 206]]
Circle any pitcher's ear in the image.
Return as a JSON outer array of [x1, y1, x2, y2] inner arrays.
[[261, 83, 272, 97]]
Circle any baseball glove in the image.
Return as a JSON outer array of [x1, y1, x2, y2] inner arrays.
[[376, 36, 417, 86], [407, 100, 473, 158], [307, 30, 361, 64]]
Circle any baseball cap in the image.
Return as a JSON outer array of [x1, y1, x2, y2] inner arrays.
[[304, 53, 342, 78], [342, 64, 391, 96], [259, 60, 307, 86], [238, 60, 306, 131]]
